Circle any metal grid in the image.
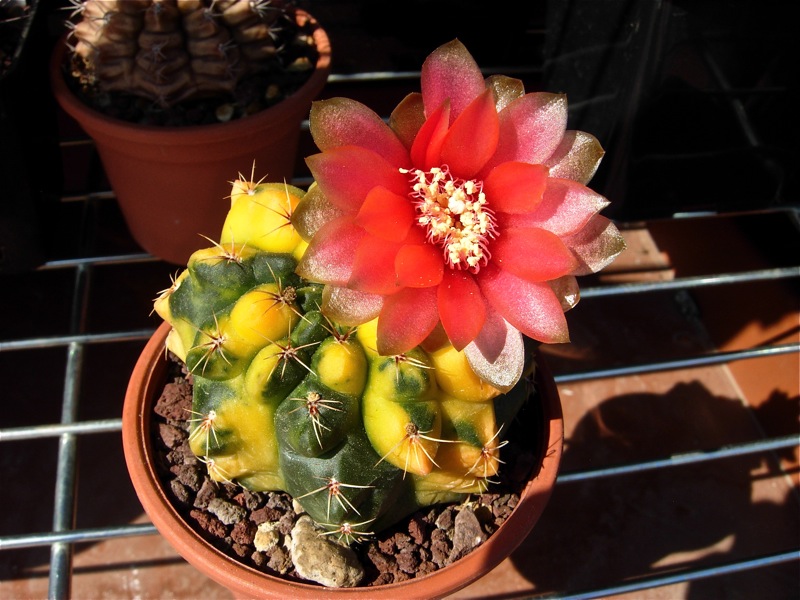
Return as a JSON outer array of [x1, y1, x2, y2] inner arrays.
[[2, 2, 799, 596]]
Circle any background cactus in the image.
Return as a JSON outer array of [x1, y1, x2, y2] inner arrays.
[[153, 174, 535, 542], [64, 0, 316, 121]]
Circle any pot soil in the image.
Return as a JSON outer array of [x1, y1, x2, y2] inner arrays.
[[49, 11, 331, 266], [123, 322, 563, 598]]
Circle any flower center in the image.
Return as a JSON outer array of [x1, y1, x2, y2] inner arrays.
[[402, 166, 497, 272]]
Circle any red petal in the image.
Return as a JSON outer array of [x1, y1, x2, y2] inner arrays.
[[377, 287, 439, 355], [321, 285, 383, 326], [477, 263, 569, 344], [561, 215, 626, 275], [483, 162, 548, 214], [410, 101, 450, 170], [310, 98, 410, 167], [295, 217, 364, 286], [291, 184, 346, 242], [306, 146, 408, 211], [349, 233, 402, 295], [394, 244, 444, 288], [437, 270, 486, 351], [421, 40, 485, 124], [464, 312, 524, 391], [482, 93, 568, 175], [492, 227, 578, 282], [440, 89, 500, 179], [354, 186, 415, 242], [485, 75, 525, 113]]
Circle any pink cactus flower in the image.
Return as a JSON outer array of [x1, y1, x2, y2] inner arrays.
[[294, 39, 624, 387]]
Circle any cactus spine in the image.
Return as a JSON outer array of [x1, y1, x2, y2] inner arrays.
[[153, 175, 533, 541]]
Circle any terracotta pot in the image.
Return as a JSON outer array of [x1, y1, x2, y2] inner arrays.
[[123, 322, 564, 599], [49, 11, 331, 265]]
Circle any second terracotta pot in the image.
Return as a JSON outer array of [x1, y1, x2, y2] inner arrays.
[[50, 11, 331, 265]]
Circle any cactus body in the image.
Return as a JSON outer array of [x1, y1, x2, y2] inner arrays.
[[154, 179, 533, 541], [66, 0, 314, 113]]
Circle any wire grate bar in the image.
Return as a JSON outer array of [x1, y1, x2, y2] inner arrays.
[[581, 266, 800, 298], [557, 434, 800, 484], [0, 419, 122, 442], [0, 524, 158, 552], [0, 329, 155, 352], [535, 550, 800, 600], [39, 253, 156, 270], [554, 342, 799, 383]]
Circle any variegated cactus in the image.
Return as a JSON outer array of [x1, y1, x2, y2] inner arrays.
[[153, 175, 534, 542]]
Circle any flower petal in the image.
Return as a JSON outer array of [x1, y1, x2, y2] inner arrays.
[[410, 100, 450, 170], [389, 92, 426, 151], [483, 161, 548, 214], [322, 285, 383, 326], [478, 263, 569, 344], [377, 287, 439, 355], [437, 270, 486, 351], [310, 98, 410, 167], [441, 89, 500, 179], [421, 39, 486, 123], [492, 227, 578, 282], [483, 92, 568, 174], [464, 311, 524, 392], [296, 217, 364, 286], [562, 215, 627, 275], [545, 130, 605, 185], [395, 244, 444, 288], [306, 146, 408, 211], [354, 186, 415, 242], [291, 184, 346, 241], [549, 275, 580, 312], [349, 233, 403, 294], [499, 177, 609, 237], [485, 75, 525, 113]]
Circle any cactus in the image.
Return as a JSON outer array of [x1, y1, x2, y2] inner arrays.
[[64, 0, 316, 121], [153, 174, 534, 542]]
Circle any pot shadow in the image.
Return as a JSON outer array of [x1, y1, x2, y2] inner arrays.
[[505, 381, 800, 598]]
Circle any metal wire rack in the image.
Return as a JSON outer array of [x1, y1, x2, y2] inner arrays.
[[1, 1, 799, 597]]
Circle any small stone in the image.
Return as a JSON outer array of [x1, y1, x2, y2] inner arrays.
[[158, 423, 184, 449], [207, 497, 246, 525], [169, 479, 191, 505], [194, 479, 217, 509], [253, 522, 280, 552], [448, 507, 487, 564], [435, 506, 455, 531], [215, 103, 235, 122], [250, 505, 280, 525], [289, 516, 364, 588], [292, 498, 306, 514]]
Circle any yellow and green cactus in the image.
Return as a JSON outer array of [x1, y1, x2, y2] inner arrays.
[[154, 175, 535, 542]]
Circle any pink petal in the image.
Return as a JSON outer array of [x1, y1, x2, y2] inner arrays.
[[440, 89, 500, 179], [395, 244, 444, 288], [306, 146, 408, 212], [354, 186, 415, 242], [485, 75, 525, 113], [499, 177, 609, 237], [410, 100, 450, 170], [492, 227, 578, 282], [562, 215, 627, 275], [321, 285, 383, 326], [349, 233, 403, 295], [464, 311, 525, 392], [482, 93, 568, 175], [310, 98, 410, 167], [291, 184, 347, 242], [437, 270, 486, 351], [389, 92, 426, 151], [483, 162, 548, 214], [545, 130, 605, 185], [421, 39, 486, 124], [477, 263, 569, 344], [296, 217, 364, 286], [377, 287, 440, 355]]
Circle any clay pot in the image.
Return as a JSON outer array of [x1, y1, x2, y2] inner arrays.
[[123, 322, 564, 599], [49, 12, 331, 266]]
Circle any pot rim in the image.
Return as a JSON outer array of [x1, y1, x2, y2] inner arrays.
[[123, 321, 563, 599], [49, 9, 331, 144]]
